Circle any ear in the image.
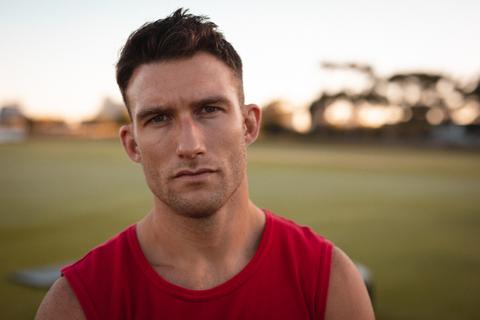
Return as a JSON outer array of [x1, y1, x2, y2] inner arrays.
[[119, 124, 142, 163], [242, 104, 262, 145]]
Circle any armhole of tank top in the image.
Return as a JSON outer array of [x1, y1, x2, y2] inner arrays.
[[315, 239, 333, 320], [62, 262, 101, 320]]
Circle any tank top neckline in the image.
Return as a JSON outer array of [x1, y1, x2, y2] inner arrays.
[[126, 209, 273, 301]]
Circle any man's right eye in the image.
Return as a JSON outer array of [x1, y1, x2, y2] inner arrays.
[[149, 114, 169, 124]]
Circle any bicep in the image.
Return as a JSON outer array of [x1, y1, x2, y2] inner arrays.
[[35, 276, 86, 320], [324, 247, 375, 320]]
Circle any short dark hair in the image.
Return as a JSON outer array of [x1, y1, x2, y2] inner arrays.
[[116, 8, 244, 112]]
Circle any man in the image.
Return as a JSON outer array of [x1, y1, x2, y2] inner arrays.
[[36, 9, 374, 320]]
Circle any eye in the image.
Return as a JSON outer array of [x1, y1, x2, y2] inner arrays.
[[201, 105, 220, 114], [149, 113, 170, 124]]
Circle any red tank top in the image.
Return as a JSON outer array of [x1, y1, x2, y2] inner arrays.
[[62, 210, 333, 319]]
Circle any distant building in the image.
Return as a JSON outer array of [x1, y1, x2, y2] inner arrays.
[[78, 97, 128, 138], [0, 105, 28, 143], [29, 118, 72, 137]]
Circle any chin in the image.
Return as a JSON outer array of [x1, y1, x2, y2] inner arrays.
[[151, 167, 245, 220], [173, 201, 223, 220], [163, 191, 227, 220]]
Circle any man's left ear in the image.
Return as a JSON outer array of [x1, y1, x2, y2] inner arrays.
[[243, 104, 262, 145]]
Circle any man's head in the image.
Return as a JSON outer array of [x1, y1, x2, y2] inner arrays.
[[117, 9, 261, 219], [116, 8, 244, 114]]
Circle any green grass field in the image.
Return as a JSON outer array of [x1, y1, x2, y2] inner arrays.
[[1, 139, 479, 319]]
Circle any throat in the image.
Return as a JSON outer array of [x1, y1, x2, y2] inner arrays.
[[152, 256, 249, 290], [137, 205, 266, 290]]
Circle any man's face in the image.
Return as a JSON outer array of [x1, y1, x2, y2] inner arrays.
[[121, 52, 260, 218]]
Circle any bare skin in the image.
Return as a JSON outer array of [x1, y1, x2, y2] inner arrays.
[[35, 277, 86, 320], [122, 52, 265, 289], [325, 247, 376, 320], [136, 202, 265, 290], [36, 52, 374, 319]]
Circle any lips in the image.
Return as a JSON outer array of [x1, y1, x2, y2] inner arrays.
[[173, 168, 217, 179]]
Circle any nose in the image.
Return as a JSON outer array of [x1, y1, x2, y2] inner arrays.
[[175, 115, 206, 159]]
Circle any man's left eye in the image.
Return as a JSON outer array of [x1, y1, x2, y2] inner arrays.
[[202, 106, 219, 113]]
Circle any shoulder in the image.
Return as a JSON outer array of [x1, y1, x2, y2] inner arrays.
[[267, 211, 333, 261], [268, 211, 330, 245], [35, 277, 86, 320], [325, 247, 375, 320], [62, 225, 134, 277], [265, 210, 333, 272], [266, 211, 374, 319], [43, 225, 136, 319]]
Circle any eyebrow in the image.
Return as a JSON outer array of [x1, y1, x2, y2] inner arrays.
[[191, 95, 231, 109], [135, 95, 232, 122]]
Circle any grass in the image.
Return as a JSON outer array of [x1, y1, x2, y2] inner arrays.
[[0, 138, 479, 319]]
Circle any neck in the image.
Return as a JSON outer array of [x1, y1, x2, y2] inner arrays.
[[136, 178, 265, 289]]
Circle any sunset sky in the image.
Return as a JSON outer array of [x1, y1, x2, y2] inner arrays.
[[1, 0, 479, 122]]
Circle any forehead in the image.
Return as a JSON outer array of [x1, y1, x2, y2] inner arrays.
[[126, 52, 241, 113]]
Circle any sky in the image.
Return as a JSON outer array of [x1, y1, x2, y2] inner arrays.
[[1, 0, 479, 122]]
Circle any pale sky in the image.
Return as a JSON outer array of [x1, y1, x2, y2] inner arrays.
[[1, 0, 479, 122]]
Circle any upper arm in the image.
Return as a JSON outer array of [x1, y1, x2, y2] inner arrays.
[[35, 276, 86, 320], [324, 247, 375, 320]]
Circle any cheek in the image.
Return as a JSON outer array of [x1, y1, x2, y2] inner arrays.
[[137, 130, 175, 157], [137, 139, 172, 176], [211, 128, 244, 158], [212, 117, 244, 142], [217, 127, 247, 166]]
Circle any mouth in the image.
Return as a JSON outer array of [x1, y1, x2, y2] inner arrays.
[[173, 168, 218, 179]]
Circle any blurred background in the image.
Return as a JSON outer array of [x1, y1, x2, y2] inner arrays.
[[1, 0, 479, 319]]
